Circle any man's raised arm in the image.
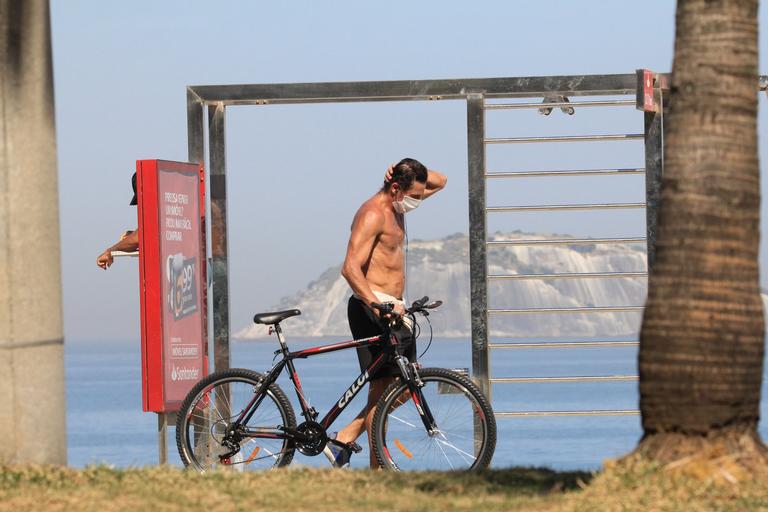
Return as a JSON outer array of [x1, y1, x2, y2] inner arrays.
[[384, 165, 447, 199], [341, 207, 383, 308], [423, 168, 447, 199]]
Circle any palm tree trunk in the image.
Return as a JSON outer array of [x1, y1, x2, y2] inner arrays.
[[638, 0, 765, 464]]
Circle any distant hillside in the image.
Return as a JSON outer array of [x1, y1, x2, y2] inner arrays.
[[236, 232, 768, 339]]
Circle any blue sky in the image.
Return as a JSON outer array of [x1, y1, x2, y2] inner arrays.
[[51, 0, 768, 341]]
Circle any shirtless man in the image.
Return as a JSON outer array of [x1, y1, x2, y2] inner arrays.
[[330, 158, 447, 468]]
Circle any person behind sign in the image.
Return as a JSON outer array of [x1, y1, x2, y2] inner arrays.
[[328, 158, 447, 468], [96, 173, 140, 269]]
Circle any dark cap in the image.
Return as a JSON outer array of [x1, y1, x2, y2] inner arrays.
[[130, 172, 137, 205]]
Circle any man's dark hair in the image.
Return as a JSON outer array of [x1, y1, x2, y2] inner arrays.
[[382, 158, 428, 192]]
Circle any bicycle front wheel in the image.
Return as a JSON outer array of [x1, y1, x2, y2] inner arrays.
[[371, 367, 496, 471], [176, 368, 296, 472]]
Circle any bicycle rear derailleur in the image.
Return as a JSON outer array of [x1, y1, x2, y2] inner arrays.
[[218, 423, 247, 463]]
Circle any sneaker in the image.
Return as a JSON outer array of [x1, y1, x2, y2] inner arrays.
[[328, 432, 353, 468]]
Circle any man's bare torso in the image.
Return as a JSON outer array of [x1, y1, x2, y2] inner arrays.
[[355, 195, 405, 299]]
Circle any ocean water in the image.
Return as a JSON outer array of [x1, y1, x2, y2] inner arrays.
[[66, 336, 768, 470]]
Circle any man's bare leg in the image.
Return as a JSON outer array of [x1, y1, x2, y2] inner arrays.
[[336, 376, 395, 468]]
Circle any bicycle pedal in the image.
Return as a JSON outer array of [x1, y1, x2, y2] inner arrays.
[[327, 438, 362, 453]]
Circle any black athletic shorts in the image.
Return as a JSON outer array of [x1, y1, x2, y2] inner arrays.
[[347, 295, 416, 381]]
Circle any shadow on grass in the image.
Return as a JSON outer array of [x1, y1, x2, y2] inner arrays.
[[380, 467, 595, 496], [1, 464, 597, 502]]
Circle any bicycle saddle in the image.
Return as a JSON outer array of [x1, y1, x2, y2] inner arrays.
[[253, 309, 301, 325]]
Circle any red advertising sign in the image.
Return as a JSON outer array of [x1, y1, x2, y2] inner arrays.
[[137, 160, 208, 412], [636, 69, 657, 113]]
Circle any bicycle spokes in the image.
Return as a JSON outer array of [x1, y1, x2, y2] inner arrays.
[[181, 376, 292, 471], [378, 376, 487, 470]]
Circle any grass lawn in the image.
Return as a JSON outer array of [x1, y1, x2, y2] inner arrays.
[[1, 458, 766, 512]]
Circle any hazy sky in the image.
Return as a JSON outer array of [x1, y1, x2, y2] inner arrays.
[[51, 1, 768, 342]]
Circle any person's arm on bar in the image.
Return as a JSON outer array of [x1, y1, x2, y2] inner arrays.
[[96, 229, 140, 269]]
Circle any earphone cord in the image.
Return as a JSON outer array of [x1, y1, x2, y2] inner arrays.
[[403, 214, 434, 359], [404, 214, 409, 303]]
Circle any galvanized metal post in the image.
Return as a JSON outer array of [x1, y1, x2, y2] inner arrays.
[[643, 88, 664, 272], [184, 88, 211, 466], [467, 94, 490, 402], [186, 88, 209, 372], [187, 88, 205, 164], [157, 413, 167, 464], [208, 103, 231, 372]]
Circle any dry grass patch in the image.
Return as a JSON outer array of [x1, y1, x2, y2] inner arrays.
[[560, 455, 768, 512], [2, 459, 766, 512], [0, 464, 590, 512]]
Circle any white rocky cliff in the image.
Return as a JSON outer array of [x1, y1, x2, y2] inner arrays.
[[236, 232, 768, 339]]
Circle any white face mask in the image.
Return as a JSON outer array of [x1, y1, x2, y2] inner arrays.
[[393, 195, 422, 214]]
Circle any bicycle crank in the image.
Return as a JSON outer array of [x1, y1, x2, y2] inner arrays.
[[294, 421, 328, 456]]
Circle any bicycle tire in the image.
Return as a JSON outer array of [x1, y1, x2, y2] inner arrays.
[[371, 367, 496, 471], [176, 368, 296, 471]]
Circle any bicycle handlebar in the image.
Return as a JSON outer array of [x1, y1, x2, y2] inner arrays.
[[370, 296, 443, 318]]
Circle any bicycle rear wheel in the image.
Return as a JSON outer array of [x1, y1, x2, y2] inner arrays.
[[176, 368, 296, 472], [371, 367, 496, 471]]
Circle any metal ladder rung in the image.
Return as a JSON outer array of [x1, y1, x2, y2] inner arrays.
[[486, 203, 645, 213], [486, 168, 645, 178], [496, 410, 640, 418], [110, 251, 139, 257], [490, 375, 637, 383], [484, 99, 636, 110], [486, 237, 646, 246], [485, 134, 644, 144], [488, 271, 647, 281], [489, 341, 639, 349], [489, 306, 644, 314]]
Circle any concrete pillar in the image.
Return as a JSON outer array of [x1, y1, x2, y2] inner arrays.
[[0, 0, 66, 465]]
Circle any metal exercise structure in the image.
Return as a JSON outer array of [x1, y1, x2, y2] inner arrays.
[[185, 71, 766, 424], [462, 71, 662, 419]]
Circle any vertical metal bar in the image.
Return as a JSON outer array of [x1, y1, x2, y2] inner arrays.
[[157, 413, 167, 464], [467, 94, 490, 399], [468, 94, 489, 456], [187, 89, 205, 164], [208, 103, 231, 373], [644, 88, 664, 272], [187, 88, 209, 373]]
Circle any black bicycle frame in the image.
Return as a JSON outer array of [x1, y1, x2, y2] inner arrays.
[[233, 330, 400, 438]]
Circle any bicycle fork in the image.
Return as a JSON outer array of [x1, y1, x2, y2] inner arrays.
[[395, 356, 438, 435]]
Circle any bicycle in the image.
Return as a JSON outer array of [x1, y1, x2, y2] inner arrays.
[[175, 296, 496, 471]]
